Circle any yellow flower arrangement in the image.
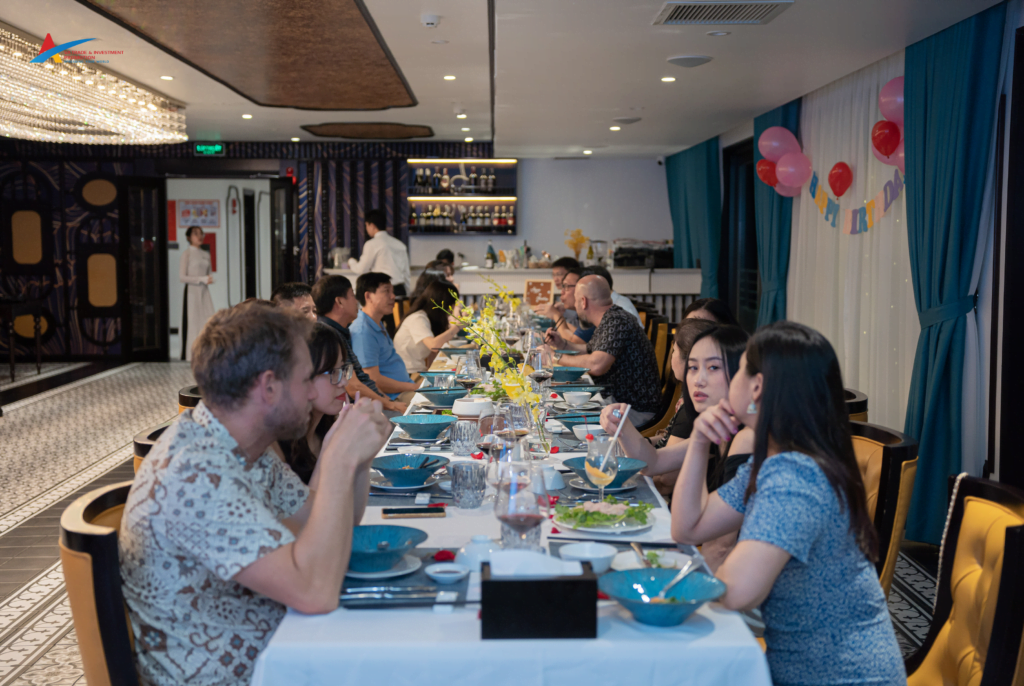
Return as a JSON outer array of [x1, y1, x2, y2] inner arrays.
[[564, 228, 589, 260]]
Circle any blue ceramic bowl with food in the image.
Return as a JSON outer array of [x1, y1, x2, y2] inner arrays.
[[598, 569, 726, 626], [552, 366, 589, 383], [349, 525, 429, 573], [389, 415, 457, 439], [562, 456, 646, 489], [372, 454, 450, 487], [416, 387, 469, 407]]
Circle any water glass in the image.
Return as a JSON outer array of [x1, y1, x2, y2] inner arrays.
[[585, 435, 620, 502], [434, 374, 457, 390], [451, 420, 478, 457], [450, 462, 487, 509]]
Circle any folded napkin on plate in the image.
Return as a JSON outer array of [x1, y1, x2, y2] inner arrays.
[[488, 550, 583, 578]]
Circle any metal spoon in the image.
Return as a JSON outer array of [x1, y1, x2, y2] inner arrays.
[[631, 542, 651, 568], [653, 552, 704, 602]]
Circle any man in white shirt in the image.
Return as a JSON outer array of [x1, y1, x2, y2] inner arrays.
[[348, 209, 412, 296], [581, 265, 642, 326]]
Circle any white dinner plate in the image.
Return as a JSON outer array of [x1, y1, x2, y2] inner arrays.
[[553, 401, 602, 411], [567, 477, 639, 494], [370, 475, 440, 491], [345, 554, 422, 580], [611, 550, 691, 572], [551, 517, 654, 535]]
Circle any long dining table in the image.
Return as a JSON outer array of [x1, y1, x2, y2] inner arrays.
[[251, 352, 772, 686]]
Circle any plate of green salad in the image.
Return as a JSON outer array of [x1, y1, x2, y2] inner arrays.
[[553, 496, 655, 534]]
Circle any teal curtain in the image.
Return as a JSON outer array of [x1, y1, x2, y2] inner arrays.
[[753, 99, 801, 326], [665, 137, 721, 297], [903, 3, 1006, 544]]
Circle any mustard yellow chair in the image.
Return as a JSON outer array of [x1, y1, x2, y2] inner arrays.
[[845, 388, 868, 422], [641, 380, 681, 439], [59, 481, 138, 686], [132, 420, 172, 473], [652, 323, 669, 385], [850, 421, 917, 597], [177, 385, 201, 414], [905, 476, 1024, 686]]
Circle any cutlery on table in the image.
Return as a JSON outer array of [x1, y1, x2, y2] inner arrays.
[[653, 551, 704, 602], [368, 491, 452, 499], [343, 586, 436, 594], [631, 542, 652, 568]]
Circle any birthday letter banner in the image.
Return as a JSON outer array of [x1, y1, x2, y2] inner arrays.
[[807, 168, 905, 235]]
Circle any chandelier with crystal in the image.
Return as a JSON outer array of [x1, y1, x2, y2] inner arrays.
[[0, 25, 187, 145]]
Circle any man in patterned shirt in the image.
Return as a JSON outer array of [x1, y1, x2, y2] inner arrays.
[[120, 301, 391, 685], [543, 275, 661, 426]]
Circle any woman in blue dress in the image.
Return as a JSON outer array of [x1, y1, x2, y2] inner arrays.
[[670, 321, 905, 686]]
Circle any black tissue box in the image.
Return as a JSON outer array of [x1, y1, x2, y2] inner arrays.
[[480, 561, 597, 639]]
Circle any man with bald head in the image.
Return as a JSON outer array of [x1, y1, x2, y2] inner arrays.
[[544, 275, 662, 426]]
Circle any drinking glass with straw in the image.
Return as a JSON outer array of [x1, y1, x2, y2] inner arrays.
[[584, 405, 629, 501]]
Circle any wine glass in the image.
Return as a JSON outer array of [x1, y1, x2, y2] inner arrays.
[[585, 435, 620, 502], [526, 348, 554, 395], [494, 462, 549, 550], [506, 403, 532, 440]]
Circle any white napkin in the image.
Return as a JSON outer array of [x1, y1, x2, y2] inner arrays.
[[488, 550, 583, 578]]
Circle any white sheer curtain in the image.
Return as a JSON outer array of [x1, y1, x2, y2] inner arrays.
[[787, 51, 919, 432]]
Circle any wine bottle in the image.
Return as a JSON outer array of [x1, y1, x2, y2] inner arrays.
[[419, 206, 427, 227], [488, 168, 497, 193], [507, 206, 515, 229], [468, 166, 478, 191], [441, 168, 450, 193], [414, 168, 423, 194], [459, 207, 467, 232], [432, 168, 441, 193], [409, 207, 417, 227], [485, 240, 497, 269], [483, 207, 492, 227]]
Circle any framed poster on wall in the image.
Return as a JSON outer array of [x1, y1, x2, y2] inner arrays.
[[178, 200, 220, 228]]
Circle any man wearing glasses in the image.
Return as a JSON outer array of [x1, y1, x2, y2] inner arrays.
[[537, 268, 593, 344]]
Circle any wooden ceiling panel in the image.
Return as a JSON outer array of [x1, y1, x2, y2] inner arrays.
[[77, 0, 415, 110], [302, 122, 433, 139]]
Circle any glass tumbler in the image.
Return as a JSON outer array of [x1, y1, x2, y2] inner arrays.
[[450, 462, 487, 509], [451, 420, 478, 457]]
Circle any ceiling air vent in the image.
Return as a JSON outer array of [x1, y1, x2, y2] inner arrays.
[[652, 1, 794, 26]]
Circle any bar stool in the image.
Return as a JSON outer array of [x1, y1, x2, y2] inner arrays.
[[178, 385, 201, 414]]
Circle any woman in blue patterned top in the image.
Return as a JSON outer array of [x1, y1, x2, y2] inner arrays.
[[670, 321, 905, 686]]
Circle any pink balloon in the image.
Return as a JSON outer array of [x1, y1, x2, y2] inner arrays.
[[775, 183, 802, 197], [776, 152, 813, 187], [879, 76, 905, 126], [758, 126, 801, 162], [893, 139, 905, 175]]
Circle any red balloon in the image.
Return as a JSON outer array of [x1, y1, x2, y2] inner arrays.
[[828, 162, 853, 197], [756, 159, 778, 187], [872, 120, 901, 158]]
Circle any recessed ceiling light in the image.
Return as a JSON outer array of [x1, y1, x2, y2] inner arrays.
[[661, 76, 676, 82], [465, 137, 474, 142], [609, 126, 621, 131], [160, 75, 174, 81], [457, 113, 467, 119], [432, 39, 449, 44], [291, 137, 300, 142], [443, 75, 456, 80], [583, 150, 593, 155], [461, 127, 470, 131], [707, 31, 731, 37], [242, 114, 252, 119]]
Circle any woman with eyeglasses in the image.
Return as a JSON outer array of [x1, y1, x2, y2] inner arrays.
[[273, 324, 356, 484]]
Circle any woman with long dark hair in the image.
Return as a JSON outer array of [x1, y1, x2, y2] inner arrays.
[[394, 281, 462, 375], [274, 324, 359, 486], [670, 321, 903, 685], [682, 297, 740, 327]]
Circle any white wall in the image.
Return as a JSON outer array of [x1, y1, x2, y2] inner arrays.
[[166, 178, 271, 359], [407, 157, 674, 266]]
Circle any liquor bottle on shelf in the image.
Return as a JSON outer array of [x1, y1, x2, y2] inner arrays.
[[468, 166, 478, 191], [432, 168, 441, 194], [444, 205, 453, 228], [485, 240, 497, 269], [414, 169, 423, 194], [425, 168, 434, 194], [409, 207, 417, 227], [483, 207, 492, 227], [468, 206, 477, 228], [507, 206, 515, 229], [458, 207, 466, 232], [585, 242, 595, 265], [432, 204, 442, 231], [488, 168, 497, 193], [441, 168, 450, 193], [418, 206, 427, 228]]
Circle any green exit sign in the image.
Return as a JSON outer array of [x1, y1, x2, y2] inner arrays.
[[193, 142, 225, 157]]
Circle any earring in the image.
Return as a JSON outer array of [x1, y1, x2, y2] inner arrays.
[[747, 400, 757, 415]]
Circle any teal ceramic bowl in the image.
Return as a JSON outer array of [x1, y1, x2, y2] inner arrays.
[[416, 388, 469, 407], [562, 456, 646, 489], [532, 316, 556, 330], [372, 453, 450, 487], [552, 367, 588, 383], [554, 385, 605, 394], [598, 569, 726, 626], [349, 525, 429, 573], [389, 415, 457, 439]]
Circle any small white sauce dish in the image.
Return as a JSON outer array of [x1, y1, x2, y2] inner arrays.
[[558, 542, 617, 574], [424, 562, 471, 584]]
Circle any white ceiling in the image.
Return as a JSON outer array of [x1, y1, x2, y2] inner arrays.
[[0, 0, 1002, 157]]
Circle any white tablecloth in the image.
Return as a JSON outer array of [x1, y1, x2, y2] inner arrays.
[[251, 370, 771, 686]]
